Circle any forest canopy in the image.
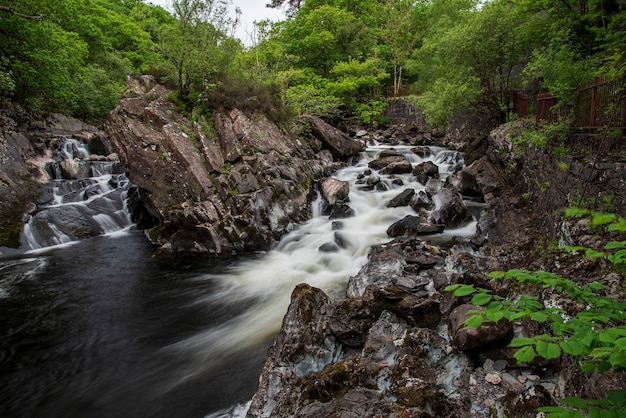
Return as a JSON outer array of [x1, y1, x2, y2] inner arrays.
[[0, 0, 624, 125]]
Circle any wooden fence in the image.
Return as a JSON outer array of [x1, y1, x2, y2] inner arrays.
[[532, 76, 626, 134]]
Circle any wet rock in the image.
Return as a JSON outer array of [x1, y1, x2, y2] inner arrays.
[[409, 190, 434, 211], [380, 159, 412, 174], [425, 177, 444, 195], [368, 155, 406, 171], [369, 286, 442, 329], [295, 388, 393, 418], [413, 160, 439, 184], [247, 284, 341, 417], [319, 177, 350, 206], [449, 304, 513, 352], [106, 76, 343, 253], [57, 159, 90, 179], [327, 202, 355, 219], [386, 215, 445, 237], [319, 241, 340, 252], [432, 189, 473, 228], [388, 188, 415, 208]]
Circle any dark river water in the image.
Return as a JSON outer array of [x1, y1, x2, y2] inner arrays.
[[0, 231, 271, 418]]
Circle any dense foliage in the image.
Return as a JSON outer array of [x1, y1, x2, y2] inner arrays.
[[0, 0, 624, 124]]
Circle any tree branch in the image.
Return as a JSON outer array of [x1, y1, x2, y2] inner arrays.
[[0, 5, 45, 20]]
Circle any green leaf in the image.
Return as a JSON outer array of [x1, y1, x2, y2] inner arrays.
[[536, 340, 561, 359], [581, 361, 596, 373], [560, 340, 586, 356], [444, 284, 462, 292], [464, 314, 483, 327], [604, 241, 626, 250], [565, 207, 589, 217], [597, 361, 612, 372], [608, 350, 626, 368], [585, 249, 607, 258], [514, 345, 536, 363], [452, 285, 476, 297], [471, 293, 492, 306], [587, 281, 606, 290], [614, 338, 626, 350], [488, 271, 506, 278], [510, 337, 536, 347], [591, 212, 616, 226], [530, 311, 548, 322], [562, 245, 587, 252], [608, 217, 626, 232], [486, 311, 504, 322], [606, 390, 626, 406], [561, 397, 592, 408]]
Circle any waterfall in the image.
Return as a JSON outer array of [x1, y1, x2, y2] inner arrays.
[[20, 137, 133, 250]]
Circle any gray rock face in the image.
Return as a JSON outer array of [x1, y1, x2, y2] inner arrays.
[[301, 114, 365, 158], [105, 76, 347, 253]]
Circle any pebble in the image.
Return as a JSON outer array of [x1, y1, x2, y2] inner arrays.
[[493, 359, 507, 371], [483, 359, 495, 374], [517, 375, 528, 384], [485, 373, 502, 385], [526, 374, 541, 382]]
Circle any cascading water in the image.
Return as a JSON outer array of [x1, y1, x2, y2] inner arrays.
[[0, 143, 477, 418], [20, 138, 133, 250]]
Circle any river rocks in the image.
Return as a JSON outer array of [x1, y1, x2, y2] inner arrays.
[[105, 76, 347, 253], [318, 177, 349, 206], [413, 160, 439, 184]]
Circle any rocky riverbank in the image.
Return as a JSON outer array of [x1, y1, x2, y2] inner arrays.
[[246, 121, 626, 417], [1, 79, 624, 416]]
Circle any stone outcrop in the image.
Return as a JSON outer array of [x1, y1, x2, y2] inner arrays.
[[104, 76, 360, 253]]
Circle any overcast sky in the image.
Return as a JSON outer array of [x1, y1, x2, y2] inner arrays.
[[146, 0, 286, 45]]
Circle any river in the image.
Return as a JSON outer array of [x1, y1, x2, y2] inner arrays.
[[0, 141, 476, 417]]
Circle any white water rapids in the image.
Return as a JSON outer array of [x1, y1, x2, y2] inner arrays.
[[172, 144, 478, 416]]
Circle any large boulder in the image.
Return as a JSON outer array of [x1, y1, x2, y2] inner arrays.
[[301, 114, 365, 158], [105, 76, 346, 253], [449, 304, 513, 352]]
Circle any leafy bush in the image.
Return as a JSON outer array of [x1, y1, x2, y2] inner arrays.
[[446, 208, 626, 417]]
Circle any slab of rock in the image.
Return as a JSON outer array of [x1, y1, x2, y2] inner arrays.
[[301, 114, 365, 158], [387, 215, 445, 237], [388, 188, 415, 208]]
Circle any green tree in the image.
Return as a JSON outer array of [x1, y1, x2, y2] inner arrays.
[[415, 0, 536, 126], [379, 0, 429, 96], [157, 0, 239, 95]]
